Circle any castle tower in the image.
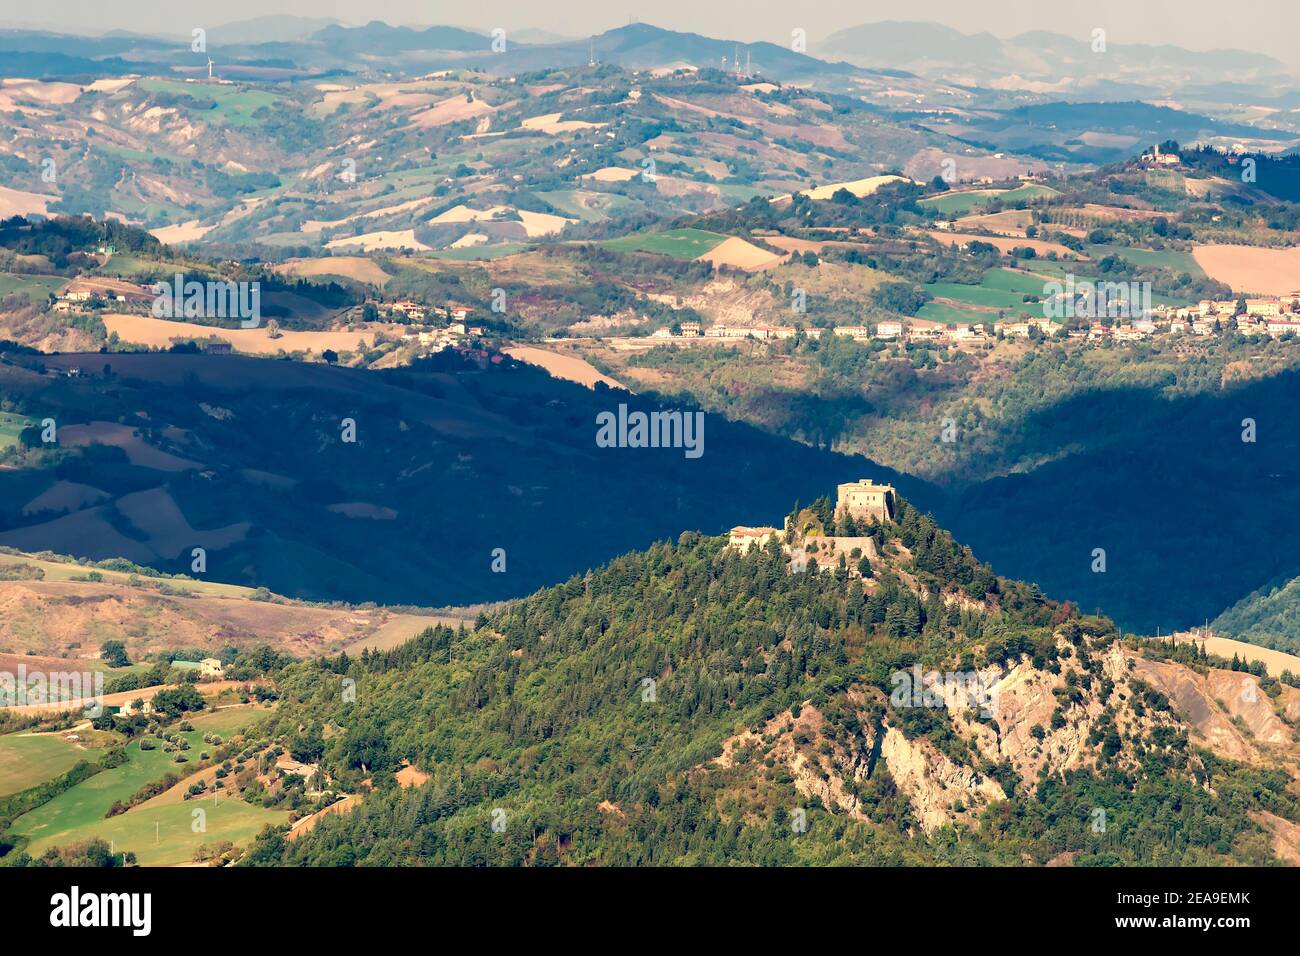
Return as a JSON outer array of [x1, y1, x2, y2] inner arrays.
[[836, 479, 895, 523]]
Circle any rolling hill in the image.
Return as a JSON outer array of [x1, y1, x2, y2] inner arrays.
[[244, 495, 1300, 866], [0, 546, 450, 662]]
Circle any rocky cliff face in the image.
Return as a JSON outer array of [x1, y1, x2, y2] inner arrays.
[[877, 724, 1005, 832], [1131, 657, 1295, 760], [710, 631, 1300, 837], [1282, 684, 1300, 723], [944, 644, 1194, 786], [713, 698, 1008, 834]]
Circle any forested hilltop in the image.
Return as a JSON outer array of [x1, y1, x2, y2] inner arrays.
[[1214, 574, 1300, 655], [240, 496, 1300, 866]]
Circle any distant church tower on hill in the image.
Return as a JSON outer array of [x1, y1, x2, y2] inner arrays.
[[836, 479, 895, 523]]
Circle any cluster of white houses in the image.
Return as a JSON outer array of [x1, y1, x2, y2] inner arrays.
[[45, 282, 487, 341], [646, 293, 1300, 346], [389, 301, 471, 324], [51, 279, 153, 313], [653, 319, 981, 343], [652, 318, 1049, 344], [399, 322, 486, 351], [1157, 296, 1300, 338], [380, 301, 485, 351], [650, 320, 821, 341]]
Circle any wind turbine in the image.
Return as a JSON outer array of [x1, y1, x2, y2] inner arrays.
[[206, 57, 214, 80]]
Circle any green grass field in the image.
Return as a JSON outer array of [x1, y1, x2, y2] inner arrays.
[[1085, 243, 1204, 276], [0, 658, 154, 704], [0, 733, 105, 798], [10, 708, 281, 865], [979, 268, 1052, 295], [43, 795, 289, 866], [1016, 259, 1196, 308], [602, 227, 728, 259], [919, 190, 1001, 216], [715, 183, 771, 203], [95, 253, 212, 280], [372, 164, 449, 197], [0, 412, 35, 451], [0, 273, 65, 305], [1014, 258, 1076, 278], [1000, 184, 1060, 203], [924, 267, 1044, 317], [135, 79, 280, 127], [534, 189, 642, 223], [920, 184, 1060, 217], [918, 264, 1191, 321]]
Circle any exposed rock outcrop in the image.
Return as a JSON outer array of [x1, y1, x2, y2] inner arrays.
[[1130, 657, 1294, 762], [878, 723, 1005, 833]]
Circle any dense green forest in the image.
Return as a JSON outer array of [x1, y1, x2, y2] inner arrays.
[[1213, 573, 1300, 653], [240, 498, 1296, 866], [0, 215, 163, 269]]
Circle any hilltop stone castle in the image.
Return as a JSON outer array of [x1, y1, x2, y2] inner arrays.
[[727, 477, 895, 561], [836, 479, 895, 523]]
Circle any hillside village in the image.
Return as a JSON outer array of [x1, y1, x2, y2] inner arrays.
[[645, 294, 1300, 347], [42, 277, 489, 357], [40, 270, 1300, 357]]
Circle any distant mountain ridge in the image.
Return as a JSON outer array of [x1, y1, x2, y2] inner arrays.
[[0, 21, 884, 85], [820, 20, 1294, 95], [210, 15, 343, 45], [309, 21, 490, 55], [0, 18, 1293, 103], [295, 21, 870, 81]]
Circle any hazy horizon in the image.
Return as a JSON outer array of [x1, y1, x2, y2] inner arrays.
[[2, 0, 1297, 60]]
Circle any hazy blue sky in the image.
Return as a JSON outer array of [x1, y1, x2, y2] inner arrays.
[[6, 0, 1297, 59]]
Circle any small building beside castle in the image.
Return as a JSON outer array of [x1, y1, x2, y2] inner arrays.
[[728, 526, 780, 553], [836, 479, 895, 523]]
